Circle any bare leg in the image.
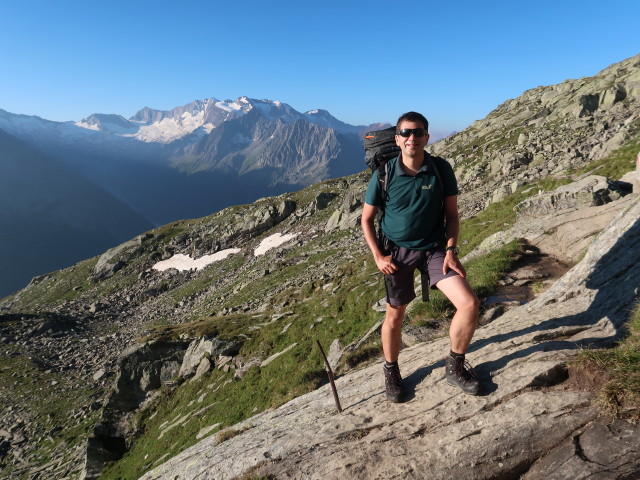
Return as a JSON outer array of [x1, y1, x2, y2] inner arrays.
[[381, 303, 406, 362], [436, 276, 479, 354]]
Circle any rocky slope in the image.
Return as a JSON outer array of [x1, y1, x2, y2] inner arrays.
[[1, 54, 639, 479], [430, 54, 640, 217], [141, 193, 640, 480]]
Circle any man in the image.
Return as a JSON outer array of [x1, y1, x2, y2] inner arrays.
[[361, 111, 480, 402]]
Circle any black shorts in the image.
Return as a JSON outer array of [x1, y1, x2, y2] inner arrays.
[[384, 246, 459, 307]]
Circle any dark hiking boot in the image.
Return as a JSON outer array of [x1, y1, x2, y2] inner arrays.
[[445, 355, 480, 395], [384, 362, 404, 403]]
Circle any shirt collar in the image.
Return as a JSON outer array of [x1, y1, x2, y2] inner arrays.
[[395, 154, 431, 176]]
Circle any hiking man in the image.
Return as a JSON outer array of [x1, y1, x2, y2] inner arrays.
[[361, 111, 480, 402]]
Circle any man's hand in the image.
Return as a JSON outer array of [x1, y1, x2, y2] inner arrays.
[[375, 254, 398, 275], [443, 251, 466, 277]]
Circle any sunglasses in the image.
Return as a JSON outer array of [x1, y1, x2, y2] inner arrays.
[[396, 128, 427, 138]]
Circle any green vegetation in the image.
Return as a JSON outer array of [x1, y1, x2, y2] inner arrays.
[[573, 303, 640, 422], [100, 246, 385, 479]]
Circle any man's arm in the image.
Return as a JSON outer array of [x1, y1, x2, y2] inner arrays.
[[361, 203, 397, 275], [443, 195, 466, 277]]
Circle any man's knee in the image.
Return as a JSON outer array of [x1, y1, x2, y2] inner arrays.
[[385, 304, 406, 328], [459, 292, 480, 314], [439, 277, 479, 314]]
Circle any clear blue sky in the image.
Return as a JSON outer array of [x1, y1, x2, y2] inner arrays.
[[1, 0, 639, 134]]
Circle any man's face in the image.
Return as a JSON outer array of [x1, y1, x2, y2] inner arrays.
[[395, 120, 429, 158]]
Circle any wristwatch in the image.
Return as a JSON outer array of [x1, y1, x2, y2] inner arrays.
[[446, 245, 459, 256]]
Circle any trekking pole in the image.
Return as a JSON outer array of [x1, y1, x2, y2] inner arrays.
[[316, 340, 342, 413]]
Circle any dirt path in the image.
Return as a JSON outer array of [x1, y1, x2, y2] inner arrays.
[[483, 242, 573, 317]]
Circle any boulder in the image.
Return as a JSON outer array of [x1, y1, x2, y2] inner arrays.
[[179, 336, 243, 378], [314, 192, 337, 211], [514, 175, 629, 219], [467, 194, 636, 264], [91, 237, 144, 281], [83, 340, 190, 479], [325, 185, 364, 232]]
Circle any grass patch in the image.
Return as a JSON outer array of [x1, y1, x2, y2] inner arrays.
[[573, 302, 640, 422], [215, 425, 253, 444]]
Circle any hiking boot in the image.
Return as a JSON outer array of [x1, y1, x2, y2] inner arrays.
[[383, 362, 404, 403], [445, 355, 480, 395]]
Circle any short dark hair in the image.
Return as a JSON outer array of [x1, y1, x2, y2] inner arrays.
[[396, 112, 429, 133]]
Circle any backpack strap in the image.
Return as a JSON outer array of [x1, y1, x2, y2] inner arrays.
[[375, 161, 390, 252]]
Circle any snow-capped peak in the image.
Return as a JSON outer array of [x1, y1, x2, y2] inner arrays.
[[71, 96, 363, 143]]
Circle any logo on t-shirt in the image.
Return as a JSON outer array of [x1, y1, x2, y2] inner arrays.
[[421, 185, 433, 190]]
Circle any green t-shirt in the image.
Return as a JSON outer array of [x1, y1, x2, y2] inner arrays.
[[364, 154, 459, 250]]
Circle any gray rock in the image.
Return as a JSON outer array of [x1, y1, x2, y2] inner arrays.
[[314, 192, 337, 211], [193, 358, 212, 379], [620, 168, 640, 193], [467, 192, 637, 264], [326, 339, 344, 372], [83, 340, 190, 479], [91, 238, 140, 281], [325, 183, 365, 232], [515, 175, 627, 218], [179, 337, 243, 378], [523, 419, 640, 479]]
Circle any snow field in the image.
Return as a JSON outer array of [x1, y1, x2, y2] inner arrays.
[[151, 232, 299, 272]]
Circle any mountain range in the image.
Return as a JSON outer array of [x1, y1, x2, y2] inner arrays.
[[0, 97, 407, 298]]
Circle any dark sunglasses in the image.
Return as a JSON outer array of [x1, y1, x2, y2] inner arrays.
[[396, 128, 427, 138]]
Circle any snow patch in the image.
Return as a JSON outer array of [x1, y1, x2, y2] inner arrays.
[[75, 121, 100, 131], [254, 233, 298, 256], [215, 100, 245, 113], [152, 249, 241, 272]]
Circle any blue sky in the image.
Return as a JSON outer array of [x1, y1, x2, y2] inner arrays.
[[1, 0, 639, 134]]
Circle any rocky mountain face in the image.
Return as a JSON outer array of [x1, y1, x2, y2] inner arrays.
[[430, 54, 640, 217], [0, 55, 639, 479], [174, 108, 363, 184]]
